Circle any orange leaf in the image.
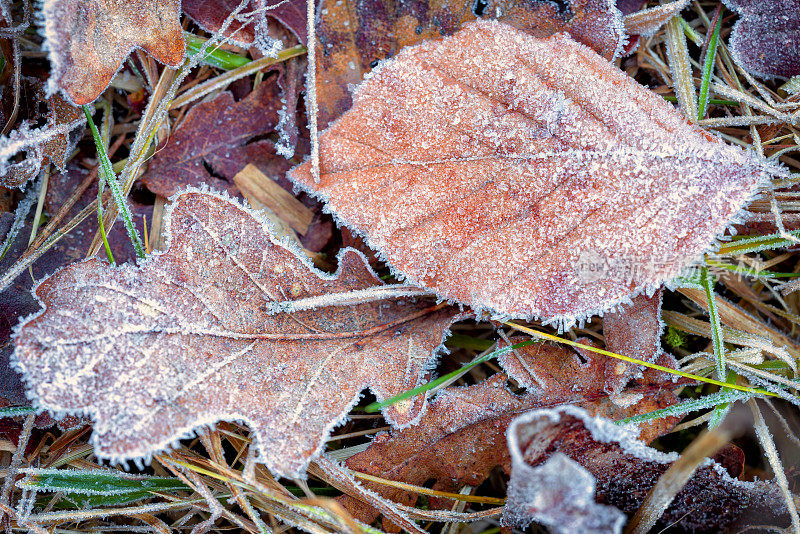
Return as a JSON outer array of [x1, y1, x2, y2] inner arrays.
[[315, 0, 627, 127], [13, 190, 461, 476], [290, 20, 775, 328], [42, 0, 185, 104]]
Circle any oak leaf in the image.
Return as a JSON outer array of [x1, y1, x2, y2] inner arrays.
[[41, 0, 185, 104], [503, 406, 791, 532], [12, 190, 461, 477], [338, 342, 679, 530], [315, 0, 627, 127], [722, 0, 800, 79], [140, 80, 281, 198], [290, 20, 772, 327]]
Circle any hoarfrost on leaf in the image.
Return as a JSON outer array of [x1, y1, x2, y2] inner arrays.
[[12, 190, 461, 477], [502, 453, 626, 534], [721, 0, 800, 79], [289, 20, 776, 327], [40, 0, 185, 104], [503, 406, 793, 532], [0, 88, 84, 188], [338, 343, 680, 530]]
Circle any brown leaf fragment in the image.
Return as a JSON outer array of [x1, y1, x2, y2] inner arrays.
[[722, 0, 800, 79], [315, 0, 626, 127], [140, 80, 281, 198], [290, 20, 772, 327], [0, 86, 84, 188], [498, 337, 680, 442], [12, 190, 461, 477], [503, 406, 791, 533], [183, 0, 308, 46], [339, 343, 679, 530], [601, 288, 664, 394], [41, 0, 185, 104]]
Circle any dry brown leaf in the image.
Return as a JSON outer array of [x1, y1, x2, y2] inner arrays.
[[0, 85, 84, 187], [290, 20, 774, 328], [140, 80, 282, 198], [601, 289, 664, 394], [338, 342, 679, 530], [12, 190, 461, 476], [41, 0, 185, 104], [315, 0, 627, 127], [504, 406, 791, 533], [722, 0, 800, 79]]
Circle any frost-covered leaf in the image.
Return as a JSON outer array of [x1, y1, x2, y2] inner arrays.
[[290, 20, 771, 327], [315, 0, 626, 127], [0, 87, 84, 187], [140, 80, 281, 198], [503, 406, 791, 532], [13, 190, 461, 477], [498, 336, 681, 439], [183, 0, 307, 46], [722, 0, 800, 79], [503, 453, 625, 534], [602, 289, 664, 393], [338, 344, 679, 530], [41, 0, 185, 104]]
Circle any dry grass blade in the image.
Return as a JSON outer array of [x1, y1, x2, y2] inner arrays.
[[624, 420, 737, 534]]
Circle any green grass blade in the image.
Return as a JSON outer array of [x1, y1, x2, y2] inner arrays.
[[701, 267, 726, 380], [20, 468, 191, 508], [364, 340, 538, 413], [83, 106, 146, 259], [0, 406, 36, 417], [697, 6, 723, 120], [184, 32, 251, 70], [615, 388, 758, 426]]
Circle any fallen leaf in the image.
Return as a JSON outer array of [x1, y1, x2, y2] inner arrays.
[[0, 166, 150, 406], [0, 85, 84, 187], [315, 0, 626, 127], [722, 0, 800, 79], [601, 289, 664, 393], [290, 20, 771, 327], [339, 342, 679, 530], [12, 190, 461, 477], [503, 453, 626, 534], [503, 406, 790, 532], [183, 0, 307, 46], [41, 0, 185, 104], [139, 80, 281, 198]]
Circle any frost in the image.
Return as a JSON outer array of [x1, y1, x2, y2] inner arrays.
[[289, 20, 776, 328], [0, 97, 85, 188], [722, 0, 800, 79], [502, 453, 626, 533], [275, 99, 296, 159], [40, 0, 185, 104], [12, 190, 461, 478], [338, 348, 681, 528], [504, 406, 792, 532]]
